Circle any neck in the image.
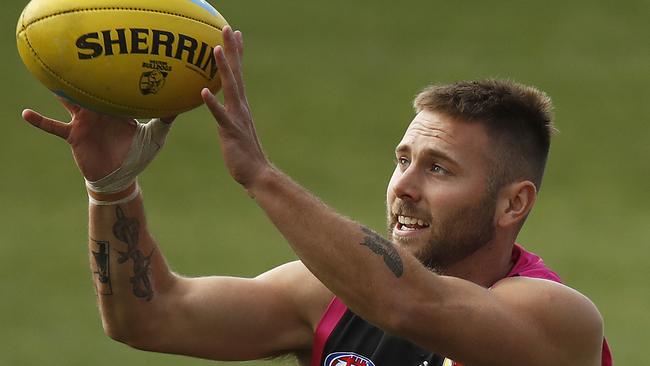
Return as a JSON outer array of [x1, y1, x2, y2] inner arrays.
[[441, 235, 516, 287]]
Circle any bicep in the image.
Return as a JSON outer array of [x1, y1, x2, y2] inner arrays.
[[142, 262, 330, 361]]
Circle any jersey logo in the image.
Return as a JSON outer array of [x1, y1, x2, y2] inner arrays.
[[442, 358, 464, 366], [324, 352, 376, 366]]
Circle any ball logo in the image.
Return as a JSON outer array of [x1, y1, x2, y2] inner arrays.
[[75, 28, 218, 81], [324, 352, 376, 366], [139, 69, 166, 95]]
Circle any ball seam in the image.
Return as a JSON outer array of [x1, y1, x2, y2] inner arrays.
[[24, 7, 224, 32]]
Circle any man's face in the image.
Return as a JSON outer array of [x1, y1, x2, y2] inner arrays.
[[386, 110, 497, 271]]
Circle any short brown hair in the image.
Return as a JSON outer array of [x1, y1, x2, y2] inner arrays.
[[413, 79, 555, 192]]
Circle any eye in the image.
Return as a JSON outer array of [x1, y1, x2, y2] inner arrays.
[[431, 164, 448, 174], [397, 157, 410, 166]]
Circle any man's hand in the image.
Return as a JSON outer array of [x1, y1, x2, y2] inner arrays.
[[201, 26, 270, 188], [22, 99, 175, 190]]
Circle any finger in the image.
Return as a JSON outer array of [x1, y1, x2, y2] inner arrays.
[[22, 109, 71, 140], [56, 96, 81, 117], [214, 45, 240, 106], [222, 27, 245, 99], [230, 30, 247, 99], [235, 30, 244, 59], [201, 88, 232, 127], [222, 26, 237, 59], [222, 27, 240, 73]]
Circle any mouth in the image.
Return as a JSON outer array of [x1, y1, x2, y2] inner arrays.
[[393, 214, 431, 238]]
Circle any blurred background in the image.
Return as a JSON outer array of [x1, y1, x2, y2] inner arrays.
[[1, 0, 648, 364]]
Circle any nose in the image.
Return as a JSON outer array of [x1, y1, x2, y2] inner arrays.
[[390, 165, 422, 202]]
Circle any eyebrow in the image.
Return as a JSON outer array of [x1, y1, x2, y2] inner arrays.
[[395, 145, 460, 168]]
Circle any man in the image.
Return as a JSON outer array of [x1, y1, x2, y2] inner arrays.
[[23, 26, 611, 366]]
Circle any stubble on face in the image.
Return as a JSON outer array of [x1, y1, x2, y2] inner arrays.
[[387, 191, 497, 273]]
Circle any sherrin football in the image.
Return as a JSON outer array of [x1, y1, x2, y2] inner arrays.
[[16, 0, 228, 118]]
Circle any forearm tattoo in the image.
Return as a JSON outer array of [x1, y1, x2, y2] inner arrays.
[[360, 226, 403, 278], [91, 239, 113, 295], [113, 206, 154, 301]]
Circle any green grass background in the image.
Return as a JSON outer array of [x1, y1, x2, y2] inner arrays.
[[1, 0, 648, 364]]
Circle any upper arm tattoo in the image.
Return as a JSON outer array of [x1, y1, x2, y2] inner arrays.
[[113, 206, 154, 301], [360, 226, 404, 278]]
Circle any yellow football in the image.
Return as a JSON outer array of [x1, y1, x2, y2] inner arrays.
[[16, 0, 228, 118]]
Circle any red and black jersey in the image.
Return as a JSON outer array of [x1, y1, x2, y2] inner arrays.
[[311, 244, 612, 366]]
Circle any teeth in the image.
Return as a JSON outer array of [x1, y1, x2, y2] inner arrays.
[[397, 215, 427, 227]]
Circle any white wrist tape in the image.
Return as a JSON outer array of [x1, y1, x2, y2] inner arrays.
[[85, 118, 172, 194], [88, 183, 141, 206]]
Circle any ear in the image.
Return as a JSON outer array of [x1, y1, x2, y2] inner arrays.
[[494, 181, 537, 228]]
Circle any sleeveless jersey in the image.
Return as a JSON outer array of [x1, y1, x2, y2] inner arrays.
[[311, 244, 613, 366]]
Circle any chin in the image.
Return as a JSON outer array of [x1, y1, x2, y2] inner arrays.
[[389, 231, 442, 268], [390, 232, 430, 257]]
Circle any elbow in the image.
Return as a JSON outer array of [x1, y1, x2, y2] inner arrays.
[[102, 320, 141, 348], [102, 320, 132, 345], [98, 276, 181, 350], [100, 315, 158, 351]]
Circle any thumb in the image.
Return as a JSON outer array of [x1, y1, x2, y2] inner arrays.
[[22, 109, 71, 140]]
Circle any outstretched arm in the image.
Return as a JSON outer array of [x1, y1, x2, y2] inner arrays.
[[203, 26, 604, 366], [89, 196, 326, 360], [22, 99, 328, 361]]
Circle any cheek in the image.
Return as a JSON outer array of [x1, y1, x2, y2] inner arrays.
[[424, 180, 481, 213]]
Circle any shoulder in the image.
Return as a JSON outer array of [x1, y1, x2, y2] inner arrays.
[[492, 276, 604, 364], [256, 261, 334, 331]]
